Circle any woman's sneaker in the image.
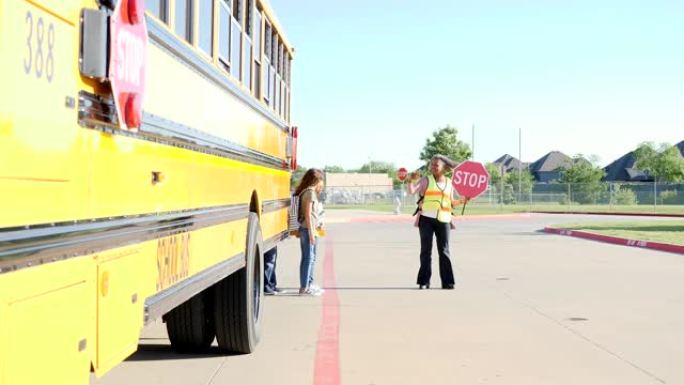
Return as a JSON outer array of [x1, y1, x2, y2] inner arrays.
[[299, 287, 322, 296]]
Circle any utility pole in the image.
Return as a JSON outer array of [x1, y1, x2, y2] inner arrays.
[[472, 123, 475, 160], [518, 127, 522, 202]]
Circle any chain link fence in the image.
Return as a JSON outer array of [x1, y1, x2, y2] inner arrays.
[[323, 183, 684, 214]]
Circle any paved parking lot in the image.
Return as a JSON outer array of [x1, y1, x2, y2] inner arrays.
[[93, 212, 684, 385]]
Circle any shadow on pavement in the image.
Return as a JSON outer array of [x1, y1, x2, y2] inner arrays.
[[275, 287, 420, 292], [324, 287, 419, 291], [126, 344, 237, 362]]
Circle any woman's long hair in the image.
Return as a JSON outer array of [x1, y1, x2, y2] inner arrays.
[[295, 168, 324, 196]]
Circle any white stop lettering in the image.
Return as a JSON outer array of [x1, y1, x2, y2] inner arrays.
[[116, 29, 144, 86]]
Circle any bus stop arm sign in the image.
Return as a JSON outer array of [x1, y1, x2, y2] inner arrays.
[[109, 0, 148, 130]]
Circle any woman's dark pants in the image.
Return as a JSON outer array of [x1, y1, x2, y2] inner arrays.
[[417, 215, 455, 287]]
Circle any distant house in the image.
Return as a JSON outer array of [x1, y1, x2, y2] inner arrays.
[[677, 140, 684, 156], [324, 173, 393, 194], [528, 151, 577, 182], [603, 151, 653, 182], [324, 172, 394, 204], [492, 154, 528, 174]]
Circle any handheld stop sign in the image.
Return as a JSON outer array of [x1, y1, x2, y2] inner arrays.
[[452, 161, 490, 214], [397, 167, 408, 182]]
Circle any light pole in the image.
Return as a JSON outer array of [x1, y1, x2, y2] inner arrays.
[[518, 127, 522, 203]]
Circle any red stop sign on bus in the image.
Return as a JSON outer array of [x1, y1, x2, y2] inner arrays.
[[109, 0, 148, 130], [452, 161, 490, 199], [397, 167, 408, 182]]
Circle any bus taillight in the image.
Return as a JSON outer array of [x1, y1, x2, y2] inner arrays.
[[291, 126, 298, 170]]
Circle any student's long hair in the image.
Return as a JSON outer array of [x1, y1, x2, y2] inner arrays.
[[295, 168, 325, 196]]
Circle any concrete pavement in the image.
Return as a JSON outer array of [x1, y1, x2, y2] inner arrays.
[[93, 213, 684, 385]]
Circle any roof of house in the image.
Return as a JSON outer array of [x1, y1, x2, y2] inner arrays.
[[625, 168, 651, 180], [528, 151, 575, 173], [603, 151, 637, 181], [493, 154, 527, 172], [603, 150, 658, 181]]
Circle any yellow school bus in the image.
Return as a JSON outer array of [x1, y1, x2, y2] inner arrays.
[[0, 0, 296, 384]]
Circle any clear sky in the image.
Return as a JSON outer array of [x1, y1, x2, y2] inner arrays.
[[269, 0, 684, 171]]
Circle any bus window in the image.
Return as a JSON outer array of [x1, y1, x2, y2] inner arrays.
[[270, 32, 277, 110], [243, 41, 252, 90], [285, 89, 289, 122], [218, 0, 230, 68], [230, 0, 242, 80], [245, 0, 253, 36], [174, 0, 193, 43], [243, 0, 253, 90], [284, 53, 290, 86], [263, 20, 272, 103], [146, 0, 168, 22], [198, 0, 213, 56], [254, 10, 262, 62], [253, 10, 262, 98], [278, 40, 283, 115]]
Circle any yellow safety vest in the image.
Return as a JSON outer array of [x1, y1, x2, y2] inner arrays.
[[422, 175, 453, 223]]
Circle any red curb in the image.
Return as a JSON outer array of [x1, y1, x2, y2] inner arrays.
[[314, 238, 341, 385], [534, 211, 684, 218], [543, 227, 684, 255]]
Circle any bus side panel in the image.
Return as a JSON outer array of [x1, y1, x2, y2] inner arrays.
[[0, 257, 95, 385], [187, 219, 249, 276], [261, 208, 289, 242], [94, 245, 155, 375], [144, 42, 288, 161], [88, 131, 291, 221], [93, 220, 249, 376], [0, 1, 87, 229]]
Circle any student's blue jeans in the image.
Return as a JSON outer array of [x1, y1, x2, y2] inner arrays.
[[299, 227, 317, 289], [263, 247, 278, 293]]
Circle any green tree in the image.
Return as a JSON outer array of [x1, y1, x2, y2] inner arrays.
[[419, 126, 472, 166], [505, 169, 534, 200], [291, 165, 307, 190], [358, 160, 405, 188], [634, 142, 684, 182], [358, 160, 395, 173], [485, 163, 506, 203], [559, 156, 606, 204], [324, 165, 345, 173], [485, 163, 502, 186]]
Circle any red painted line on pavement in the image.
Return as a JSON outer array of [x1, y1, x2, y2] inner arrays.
[[314, 238, 341, 385], [544, 227, 684, 255]]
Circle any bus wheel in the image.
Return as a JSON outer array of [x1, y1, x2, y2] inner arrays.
[[165, 291, 216, 352], [214, 212, 264, 353]]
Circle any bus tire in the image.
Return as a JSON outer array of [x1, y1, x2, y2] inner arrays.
[[214, 212, 264, 353], [165, 291, 215, 352]]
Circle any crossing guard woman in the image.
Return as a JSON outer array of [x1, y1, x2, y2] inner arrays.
[[408, 155, 465, 289]]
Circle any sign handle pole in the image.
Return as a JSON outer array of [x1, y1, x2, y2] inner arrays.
[[461, 199, 467, 216]]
